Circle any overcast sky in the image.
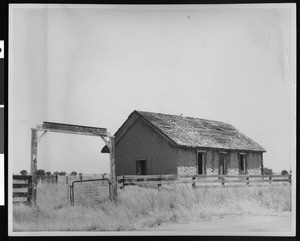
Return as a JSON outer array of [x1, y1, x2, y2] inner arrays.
[[9, 4, 296, 174]]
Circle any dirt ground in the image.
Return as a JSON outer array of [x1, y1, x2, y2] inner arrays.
[[143, 212, 294, 235]]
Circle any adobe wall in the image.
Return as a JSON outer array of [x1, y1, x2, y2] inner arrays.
[[246, 152, 263, 175], [115, 118, 178, 176], [177, 148, 197, 175], [177, 148, 263, 175]]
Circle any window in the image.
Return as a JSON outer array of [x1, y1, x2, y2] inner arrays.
[[197, 152, 206, 174], [136, 160, 147, 175], [239, 153, 247, 174]]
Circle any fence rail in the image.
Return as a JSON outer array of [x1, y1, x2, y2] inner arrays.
[[66, 174, 108, 185], [117, 174, 291, 189], [13, 175, 33, 204]]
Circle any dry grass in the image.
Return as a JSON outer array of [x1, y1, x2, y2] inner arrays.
[[13, 182, 291, 231]]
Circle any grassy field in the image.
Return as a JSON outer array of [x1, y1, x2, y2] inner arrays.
[[13, 182, 292, 231]]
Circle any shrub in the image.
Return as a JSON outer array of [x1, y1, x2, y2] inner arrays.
[[20, 170, 28, 175], [263, 167, 273, 175], [281, 170, 289, 175], [37, 169, 45, 177]]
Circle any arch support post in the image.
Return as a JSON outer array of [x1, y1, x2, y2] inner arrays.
[[109, 136, 117, 199], [30, 129, 38, 205]]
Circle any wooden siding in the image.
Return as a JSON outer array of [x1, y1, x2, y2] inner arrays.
[[115, 112, 140, 146], [115, 118, 178, 176]]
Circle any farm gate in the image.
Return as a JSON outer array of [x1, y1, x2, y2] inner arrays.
[[68, 178, 111, 206]]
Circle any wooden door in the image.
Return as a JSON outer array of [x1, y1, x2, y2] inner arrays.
[[219, 153, 227, 175]]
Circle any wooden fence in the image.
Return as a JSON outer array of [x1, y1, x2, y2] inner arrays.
[[117, 174, 177, 189], [38, 174, 58, 184], [13, 175, 33, 204], [117, 174, 292, 189], [190, 174, 291, 188]]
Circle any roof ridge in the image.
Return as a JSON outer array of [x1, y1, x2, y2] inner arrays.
[[136, 110, 230, 125]]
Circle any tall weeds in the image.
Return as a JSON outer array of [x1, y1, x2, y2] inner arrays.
[[13, 183, 291, 231]]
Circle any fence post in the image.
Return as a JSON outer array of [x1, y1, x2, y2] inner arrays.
[[246, 177, 249, 185], [122, 175, 125, 190], [27, 176, 33, 204], [79, 173, 82, 181], [66, 175, 68, 185], [288, 175, 291, 184], [192, 176, 196, 189], [71, 185, 74, 206], [221, 176, 225, 187], [55, 174, 58, 183], [269, 176, 272, 184], [69, 186, 72, 205], [158, 175, 162, 188]]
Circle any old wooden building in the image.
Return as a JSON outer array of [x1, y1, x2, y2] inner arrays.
[[102, 110, 266, 176]]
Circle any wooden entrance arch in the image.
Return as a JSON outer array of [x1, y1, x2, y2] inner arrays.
[[30, 121, 116, 204]]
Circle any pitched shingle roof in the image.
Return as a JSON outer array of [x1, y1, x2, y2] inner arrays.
[[136, 110, 266, 152]]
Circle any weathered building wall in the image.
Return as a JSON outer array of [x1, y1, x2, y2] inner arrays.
[[176, 149, 263, 175], [246, 152, 263, 175], [225, 151, 262, 175], [227, 151, 240, 175], [206, 150, 220, 175], [115, 118, 178, 176], [177, 148, 197, 175], [177, 149, 220, 175]]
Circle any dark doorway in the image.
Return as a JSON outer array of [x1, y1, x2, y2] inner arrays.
[[219, 153, 227, 175], [197, 152, 206, 174], [136, 160, 147, 175], [239, 154, 247, 174]]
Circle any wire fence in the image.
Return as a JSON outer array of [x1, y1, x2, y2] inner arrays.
[[69, 178, 111, 206]]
